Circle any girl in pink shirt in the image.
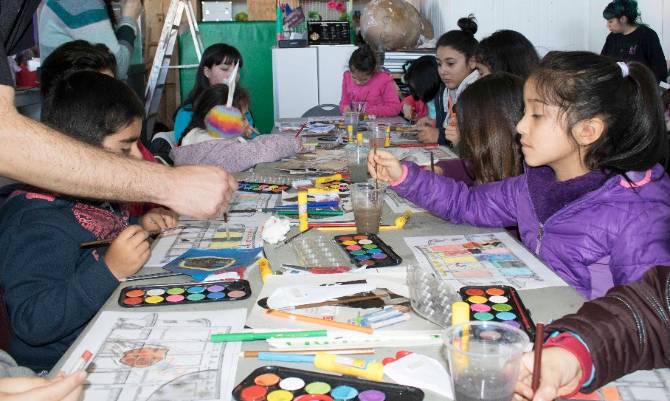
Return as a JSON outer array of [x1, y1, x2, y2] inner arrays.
[[339, 44, 402, 117]]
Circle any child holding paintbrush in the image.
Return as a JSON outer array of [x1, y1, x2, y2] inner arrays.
[[0, 71, 177, 372]]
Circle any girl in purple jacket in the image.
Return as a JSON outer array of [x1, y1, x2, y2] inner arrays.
[[370, 51, 670, 299]]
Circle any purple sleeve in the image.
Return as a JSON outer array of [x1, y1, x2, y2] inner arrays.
[[339, 72, 352, 113], [393, 162, 521, 227], [171, 134, 300, 173], [365, 77, 402, 117]]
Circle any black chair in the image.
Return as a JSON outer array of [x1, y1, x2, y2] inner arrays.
[[301, 104, 341, 118]]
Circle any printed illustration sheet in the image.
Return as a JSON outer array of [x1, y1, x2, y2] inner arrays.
[[145, 213, 267, 267], [60, 310, 246, 401], [562, 369, 670, 401], [405, 232, 567, 290]]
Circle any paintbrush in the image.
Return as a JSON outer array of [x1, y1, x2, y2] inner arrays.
[[430, 151, 435, 173], [282, 227, 313, 245], [243, 348, 375, 357], [287, 294, 384, 310], [224, 212, 230, 240], [80, 225, 188, 248]]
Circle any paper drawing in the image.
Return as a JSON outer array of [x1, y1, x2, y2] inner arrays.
[[60, 310, 246, 401], [562, 369, 670, 401], [405, 232, 567, 290]]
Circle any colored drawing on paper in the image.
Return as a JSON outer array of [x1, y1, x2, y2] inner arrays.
[[145, 216, 266, 267], [405, 232, 567, 290], [163, 248, 261, 281], [60, 310, 246, 401], [561, 369, 670, 401], [228, 191, 280, 217]]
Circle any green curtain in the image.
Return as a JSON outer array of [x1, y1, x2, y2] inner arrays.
[[179, 21, 276, 133]]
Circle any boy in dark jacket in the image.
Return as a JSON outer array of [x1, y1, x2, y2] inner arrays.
[[0, 71, 176, 372], [514, 265, 670, 401]]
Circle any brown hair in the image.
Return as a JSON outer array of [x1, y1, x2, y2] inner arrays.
[[456, 73, 524, 183]]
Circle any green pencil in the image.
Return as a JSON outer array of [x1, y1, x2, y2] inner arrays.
[[210, 329, 328, 343]]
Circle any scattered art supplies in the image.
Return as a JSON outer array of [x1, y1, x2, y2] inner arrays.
[[232, 365, 424, 401], [276, 149, 349, 172], [266, 282, 376, 310], [60, 310, 246, 401], [266, 330, 444, 351], [162, 247, 262, 281], [355, 305, 411, 329], [118, 280, 251, 308], [334, 234, 402, 268], [384, 146, 457, 166], [459, 285, 536, 339], [238, 181, 292, 194], [405, 232, 568, 290]]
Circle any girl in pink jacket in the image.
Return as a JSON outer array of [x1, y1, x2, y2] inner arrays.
[[339, 44, 402, 117]]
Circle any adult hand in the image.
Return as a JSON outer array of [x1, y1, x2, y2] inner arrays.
[[162, 165, 238, 219], [105, 225, 150, 280], [417, 127, 439, 144], [368, 149, 403, 183], [139, 208, 178, 232], [0, 371, 85, 401], [514, 348, 582, 401], [121, 0, 143, 20], [416, 117, 434, 127]]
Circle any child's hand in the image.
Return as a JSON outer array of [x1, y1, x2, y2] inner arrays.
[[104, 225, 151, 280], [342, 105, 352, 113], [242, 120, 254, 139], [422, 165, 444, 175], [417, 126, 439, 144], [139, 208, 178, 232], [368, 149, 403, 183], [417, 117, 434, 127], [0, 371, 86, 401], [513, 347, 582, 401], [402, 103, 415, 120], [445, 124, 461, 146]]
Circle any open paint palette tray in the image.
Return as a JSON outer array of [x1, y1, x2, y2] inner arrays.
[[233, 365, 424, 401], [458, 285, 536, 339], [334, 234, 402, 268], [118, 280, 251, 307]]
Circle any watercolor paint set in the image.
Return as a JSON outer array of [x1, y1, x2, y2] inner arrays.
[[238, 181, 292, 194], [334, 234, 402, 268], [233, 365, 424, 401], [118, 280, 251, 307], [458, 285, 536, 339]]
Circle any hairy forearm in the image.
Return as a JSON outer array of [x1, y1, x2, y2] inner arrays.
[[0, 86, 172, 204]]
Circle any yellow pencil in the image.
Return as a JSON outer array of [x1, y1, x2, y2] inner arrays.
[[265, 309, 374, 334]]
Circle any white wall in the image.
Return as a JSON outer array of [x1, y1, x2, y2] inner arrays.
[[417, 0, 670, 58]]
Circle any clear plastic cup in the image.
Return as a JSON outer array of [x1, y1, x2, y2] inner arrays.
[[444, 321, 530, 401], [351, 182, 383, 234], [368, 123, 386, 149], [347, 146, 369, 183], [344, 111, 360, 143]]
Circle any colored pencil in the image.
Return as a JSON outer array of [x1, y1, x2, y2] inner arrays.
[[509, 287, 533, 335], [531, 323, 545, 392], [243, 348, 375, 357], [266, 309, 374, 334]]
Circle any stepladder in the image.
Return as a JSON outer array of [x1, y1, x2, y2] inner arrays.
[[144, 0, 204, 141]]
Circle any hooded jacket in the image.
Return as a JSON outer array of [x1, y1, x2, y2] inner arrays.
[[392, 162, 670, 299]]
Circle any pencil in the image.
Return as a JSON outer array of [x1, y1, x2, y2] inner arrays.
[[531, 323, 545, 392], [266, 309, 374, 334]]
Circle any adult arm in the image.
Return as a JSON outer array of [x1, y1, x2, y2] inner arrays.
[[392, 162, 519, 227], [0, 86, 236, 218], [547, 265, 670, 391]]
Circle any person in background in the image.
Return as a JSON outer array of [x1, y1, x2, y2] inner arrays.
[[339, 43, 402, 118], [417, 15, 480, 146], [174, 43, 249, 143], [369, 51, 670, 300], [473, 29, 540, 79], [0, 71, 177, 372], [172, 84, 300, 172], [514, 265, 670, 401], [38, 0, 142, 81], [601, 0, 667, 82], [433, 73, 524, 186], [401, 55, 440, 127]]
